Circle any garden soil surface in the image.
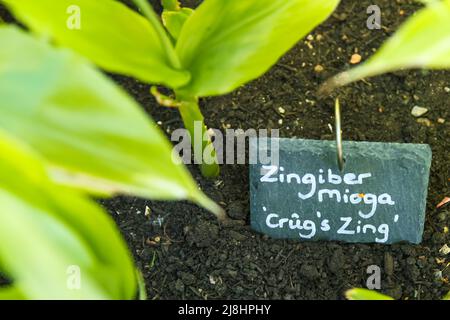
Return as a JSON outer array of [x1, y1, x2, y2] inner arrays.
[[2, 0, 450, 300]]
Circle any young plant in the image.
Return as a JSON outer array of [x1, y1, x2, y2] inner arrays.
[[0, 24, 222, 218], [0, 24, 227, 299], [161, 0, 194, 40], [321, 0, 450, 93], [2, 0, 340, 177]]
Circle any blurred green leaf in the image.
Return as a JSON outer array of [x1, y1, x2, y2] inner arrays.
[[323, 0, 450, 91], [444, 291, 450, 300], [136, 270, 148, 300], [161, 0, 181, 11], [0, 286, 25, 300], [2, 0, 190, 88], [0, 130, 137, 299], [346, 288, 394, 300], [162, 7, 194, 40], [0, 26, 222, 216], [175, 0, 340, 97]]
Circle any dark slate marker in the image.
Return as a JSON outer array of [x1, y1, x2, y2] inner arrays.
[[249, 138, 432, 244]]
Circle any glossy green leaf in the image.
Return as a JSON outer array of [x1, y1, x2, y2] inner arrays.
[[323, 0, 450, 91], [345, 288, 394, 300], [0, 130, 136, 299], [162, 8, 194, 40], [176, 0, 340, 97], [2, 0, 190, 88], [0, 26, 222, 217]]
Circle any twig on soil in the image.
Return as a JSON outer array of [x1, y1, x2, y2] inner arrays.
[[278, 63, 299, 73], [282, 249, 296, 265], [163, 224, 183, 244], [163, 117, 182, 126]]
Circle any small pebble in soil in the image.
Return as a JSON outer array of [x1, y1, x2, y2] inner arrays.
[[314, 64, 324, 73], [416, 118, 432, 127], [437, 212, 447, 222], [334, 12, 348, 21], [439, 244, 450, 255], [144, 206, 151, 217], [226, 201, 247, 220], [175, 279, 185, 292], [228, 230, 247, 242], [350, 53, 362, 64], [411, 106, 428, 117], [221, 219, 246, 228], [437, 118, 445, 124], [431, 232, 445, 244], [299, 264, 321, 280], [226, 269, 238, 278], [328, 247, 345, 274], [186, 220, 219, 248], [406, 257, 416, 265], [444, 87, 450, 93], [178, 272, 196, 286]]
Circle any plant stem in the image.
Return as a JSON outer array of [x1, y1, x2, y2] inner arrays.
[[193, 192, 228, 221], [176, 92, 220, 178], [132, 0, 181, 69]]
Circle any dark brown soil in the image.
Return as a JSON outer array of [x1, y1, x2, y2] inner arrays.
[[2, 0, 450, 300]]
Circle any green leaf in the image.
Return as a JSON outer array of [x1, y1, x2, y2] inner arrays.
[[443, 291, 450, 300], [0, 130, 137, 299], [176, 0, 340, 97], [161, 0, 181, 11], [2, 0, 190, 88], [0, 26, 223, 218], [162, 8, 194, 40], [345, 288, 394, 300], [322, 0, 450, 92], [0, 286, 25, 300], [136, 270, 148, 300]]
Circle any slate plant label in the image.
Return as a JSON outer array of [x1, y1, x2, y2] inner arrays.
[[249, 138, 432, 244]]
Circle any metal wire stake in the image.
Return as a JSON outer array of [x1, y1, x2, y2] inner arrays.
[[335, 98, 345, 171]]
